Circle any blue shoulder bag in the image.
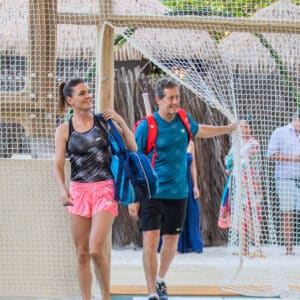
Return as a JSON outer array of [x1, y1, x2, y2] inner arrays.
[[105, 118, 158, 205]]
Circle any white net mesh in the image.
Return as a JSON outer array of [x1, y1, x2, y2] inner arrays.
[[1, 0, 300, 297]]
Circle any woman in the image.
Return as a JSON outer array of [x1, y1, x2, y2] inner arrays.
[[220, 119, 264, 257], [53, 78, 137, 300], [218, 149, 233, 229], [239, 119, 264, 257]]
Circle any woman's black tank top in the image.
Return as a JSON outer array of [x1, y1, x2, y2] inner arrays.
[[67, 115, 113, 182]]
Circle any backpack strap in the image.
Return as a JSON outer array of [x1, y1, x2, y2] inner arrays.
[[177, 108, 192, 141], [144, 114, 158, 167]]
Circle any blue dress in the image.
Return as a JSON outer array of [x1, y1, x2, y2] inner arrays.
[[177, 153, 203, 253]]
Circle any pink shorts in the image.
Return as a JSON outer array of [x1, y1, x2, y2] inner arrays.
[[67, 179, 118, 218]]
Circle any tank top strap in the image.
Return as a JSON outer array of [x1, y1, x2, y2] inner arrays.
[[68, 118, 74, 141], [94, 113, 109, 134]]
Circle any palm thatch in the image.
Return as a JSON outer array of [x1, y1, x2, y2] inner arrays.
[[112, 0, 169, 16], [218, 0, 300, 135], [125, 28, 218, 61], [0, 1, 28, 55], [0, 0, 169, 59], [219, 0, 300, 73]]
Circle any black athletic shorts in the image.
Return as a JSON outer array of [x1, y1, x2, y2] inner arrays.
[[139, 197, 187, 235]]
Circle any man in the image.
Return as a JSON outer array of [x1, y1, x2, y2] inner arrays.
[[133, 78, 237, 300], [267, 111, 300, 256]]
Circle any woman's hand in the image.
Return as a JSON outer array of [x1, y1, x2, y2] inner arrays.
[[60, 189, 73, 206], [103, 108, 138, 152], [102, 108, 124, 125]]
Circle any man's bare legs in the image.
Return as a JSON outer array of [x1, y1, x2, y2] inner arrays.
[[158, 234, 179, 278], [143, 230, 160, 295], [142, 230, 179, 297], [284, 211, 294, 255]]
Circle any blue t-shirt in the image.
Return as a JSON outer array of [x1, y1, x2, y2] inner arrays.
[[135, 111, 199, 199]]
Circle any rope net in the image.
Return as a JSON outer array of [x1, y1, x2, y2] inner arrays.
[[0, 0, 300, 297]]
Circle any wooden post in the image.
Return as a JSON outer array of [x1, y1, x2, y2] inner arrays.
[[97, 1, 114, 292], [99, 24, 115, 110], [26, 0, 57, 137]]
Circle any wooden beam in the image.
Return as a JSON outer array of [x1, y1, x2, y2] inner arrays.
[[107, 16, 300, 34], [111, 285, 239, 296], [99, 24, 115, 110], [56, 13, 101, 25]]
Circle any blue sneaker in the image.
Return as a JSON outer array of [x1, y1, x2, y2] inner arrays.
[[156, 280, 168, 300]]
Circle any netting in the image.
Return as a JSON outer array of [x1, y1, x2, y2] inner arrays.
[[0, 0, 300, 298]]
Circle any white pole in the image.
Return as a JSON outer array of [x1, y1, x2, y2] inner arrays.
[[142, 92, 152, 115]]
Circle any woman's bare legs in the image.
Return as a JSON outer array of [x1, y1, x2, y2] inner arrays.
[[69, 214, 92, 300], [90, 211, 115, 300], [69, 211, 115, 300]]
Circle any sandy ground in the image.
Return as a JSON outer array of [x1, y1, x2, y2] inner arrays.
[[111, 245, 300, 298], [0, 246, 298, 299], [111, 246, 229, 286]]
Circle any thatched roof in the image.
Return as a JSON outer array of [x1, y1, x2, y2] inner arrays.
[[112, 0, 170, 61], [0, 0, 169, 59], [0, 1, 28, 54], [1, 0, 217, 62], [112, 0, 169, 16], [218, 0, 300, 73], [124, 28, 218, 62]]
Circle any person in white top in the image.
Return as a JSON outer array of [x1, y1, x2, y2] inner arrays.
[[267, 111, 300, 255]]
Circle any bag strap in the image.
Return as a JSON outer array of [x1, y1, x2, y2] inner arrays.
[[144, 114, 158, 167], [106, 119, 131, 201], [106, 119, 127, 154], [94, 114, 125, 154], [95, 114, 130, 201]]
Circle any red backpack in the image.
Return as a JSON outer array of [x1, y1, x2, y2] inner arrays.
[[134, 108, 192, 167]]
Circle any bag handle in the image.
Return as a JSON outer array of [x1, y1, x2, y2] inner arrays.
[[106, 119, 127, 154], [95, 113, 126, 155]]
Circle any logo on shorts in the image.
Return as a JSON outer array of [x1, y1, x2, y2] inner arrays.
[[176, 227, 182, 232]]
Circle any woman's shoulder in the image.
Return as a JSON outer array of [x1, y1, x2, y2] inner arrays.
[[56, 121, 69, 131], [55, 122, 69, 140]]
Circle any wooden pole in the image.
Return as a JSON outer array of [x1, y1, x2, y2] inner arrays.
[[99, 24, 115, 110], [25, 0, 57, 137], [97, 1, 114, 294]]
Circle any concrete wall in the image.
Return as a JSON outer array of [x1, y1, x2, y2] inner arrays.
[[0, 159, 86, 297]]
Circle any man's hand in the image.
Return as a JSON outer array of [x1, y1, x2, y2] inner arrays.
[[227, 122, 238, 133], [128, 202, 140, 220]]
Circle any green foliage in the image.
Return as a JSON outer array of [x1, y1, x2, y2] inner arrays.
[[114, 26, 137, 50], [161, 0, 276, 17]]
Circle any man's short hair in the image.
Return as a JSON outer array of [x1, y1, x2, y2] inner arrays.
[[155, 78, 179, 99]]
